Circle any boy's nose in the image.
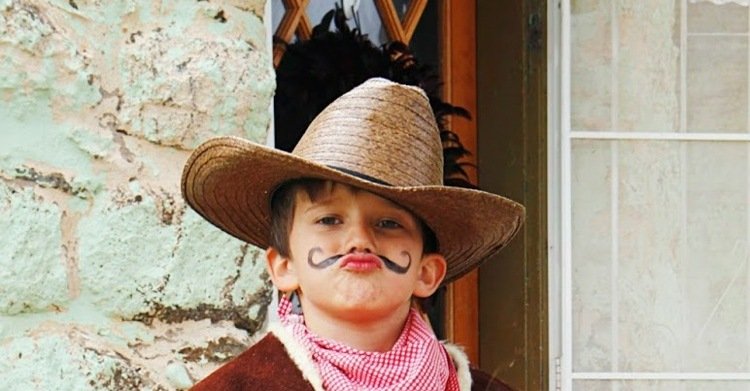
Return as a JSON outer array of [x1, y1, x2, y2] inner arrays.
[[345, 221, 375, 253]]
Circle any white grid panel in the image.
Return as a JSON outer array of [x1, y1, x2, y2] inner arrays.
[[551, 0, 750, 389]]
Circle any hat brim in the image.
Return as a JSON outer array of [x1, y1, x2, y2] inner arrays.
[[181, 136, 525, 284]]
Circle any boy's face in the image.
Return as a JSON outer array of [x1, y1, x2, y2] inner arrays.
[[266, 183, 447, 324]]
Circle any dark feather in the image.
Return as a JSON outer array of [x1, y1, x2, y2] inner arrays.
[[275, 5, 474, 188]]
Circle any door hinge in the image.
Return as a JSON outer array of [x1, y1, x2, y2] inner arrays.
[[555, 357, 562, 391]]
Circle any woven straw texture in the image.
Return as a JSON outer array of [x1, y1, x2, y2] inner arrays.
[[182, 78, 525, 283]]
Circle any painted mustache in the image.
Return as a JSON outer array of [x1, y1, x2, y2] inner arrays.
[[307, 247, 412, 274]]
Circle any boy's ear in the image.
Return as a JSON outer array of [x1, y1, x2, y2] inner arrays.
[[413, 253, 447, 298], [266, 247, 299, 292]]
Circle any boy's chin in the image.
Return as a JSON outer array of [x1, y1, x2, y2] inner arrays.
[[311, 295, 412, 320], [330, 303, 411, 323]]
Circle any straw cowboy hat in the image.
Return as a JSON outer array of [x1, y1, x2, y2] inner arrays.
[[181, 78, 525, 283]]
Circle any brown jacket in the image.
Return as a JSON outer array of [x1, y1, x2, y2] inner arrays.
[[191, 324, 515, 391]]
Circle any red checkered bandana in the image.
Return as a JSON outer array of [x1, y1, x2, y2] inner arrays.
[[278, 296, 460, 391]]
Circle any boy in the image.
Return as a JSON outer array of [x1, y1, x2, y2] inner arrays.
[[181, 78, 524, 390]]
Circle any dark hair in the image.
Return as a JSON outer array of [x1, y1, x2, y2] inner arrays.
[[269, 178, 438, 258]]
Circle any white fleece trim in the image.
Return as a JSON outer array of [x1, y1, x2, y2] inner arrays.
[[443, 342, 473, 391], [267, 323, 326, 391]]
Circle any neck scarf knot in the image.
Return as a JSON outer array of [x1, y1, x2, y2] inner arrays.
[[278, 296, 460, 391]]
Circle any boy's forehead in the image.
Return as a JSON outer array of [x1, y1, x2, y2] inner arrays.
[[294, 181, 370, 202], [293, 181, 413, 214]]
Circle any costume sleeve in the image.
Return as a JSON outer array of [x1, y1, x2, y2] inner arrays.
[[190, 334, 315, 391], [469, 367, 517, 391]]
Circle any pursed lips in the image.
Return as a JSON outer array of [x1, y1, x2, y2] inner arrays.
[[307, 247, 412, 274], [339, 253, 382, 271]]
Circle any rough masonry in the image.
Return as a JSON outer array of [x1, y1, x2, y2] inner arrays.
[[0, 0, 275, 389]]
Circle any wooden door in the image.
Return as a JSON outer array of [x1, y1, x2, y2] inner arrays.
[[475, 1, 548, 389]]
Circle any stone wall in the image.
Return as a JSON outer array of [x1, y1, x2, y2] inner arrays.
[[0, 0, 274, 389]]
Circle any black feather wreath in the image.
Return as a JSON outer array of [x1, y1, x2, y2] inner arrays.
[[274, 5, 476, 189]]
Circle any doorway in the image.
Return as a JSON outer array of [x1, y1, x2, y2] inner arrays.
[[475, 1, 548, 390]]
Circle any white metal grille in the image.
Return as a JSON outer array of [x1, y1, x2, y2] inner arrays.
[[550, 1, 750, 389]]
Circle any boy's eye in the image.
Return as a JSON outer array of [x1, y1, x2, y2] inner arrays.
[[317, 216, 341, 225], [377, 219, 403, 229]]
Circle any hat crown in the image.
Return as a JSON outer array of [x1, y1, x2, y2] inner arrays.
[[291, 78, 443, 187]]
